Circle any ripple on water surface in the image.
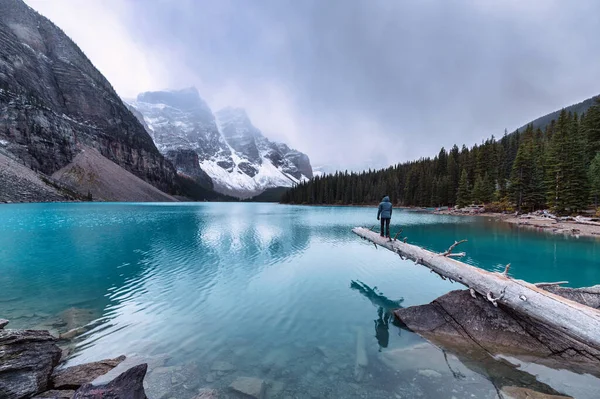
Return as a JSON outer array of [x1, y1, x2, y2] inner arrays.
[[1, 203, 599, 398]]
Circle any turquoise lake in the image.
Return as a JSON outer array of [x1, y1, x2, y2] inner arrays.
[[1, 203, 600, 398]]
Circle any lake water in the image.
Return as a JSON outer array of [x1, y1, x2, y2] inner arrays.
[[1, 203, 599, 398]]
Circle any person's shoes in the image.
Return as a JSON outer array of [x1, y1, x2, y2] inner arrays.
[[380, 234, 384, 237]]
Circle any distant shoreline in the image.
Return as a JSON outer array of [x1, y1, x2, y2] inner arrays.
[[282, 202, 600, 239], [432, 209, 600, 239]]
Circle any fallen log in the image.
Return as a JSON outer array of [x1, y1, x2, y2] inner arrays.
[[352, 227, 600, 353]]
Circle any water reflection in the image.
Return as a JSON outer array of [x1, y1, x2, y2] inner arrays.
[[2, 204, 600, 398], [350, 280, 404, 351]]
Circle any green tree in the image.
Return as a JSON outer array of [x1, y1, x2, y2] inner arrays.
[[565, 113, 589, 212], [472, 175, 484, 204], [510, 125, 545, 211], [582, 98, 600, 161], [456, 169, 470, 208], [545, 111, 570, 213], [590, 153, 600, 209]]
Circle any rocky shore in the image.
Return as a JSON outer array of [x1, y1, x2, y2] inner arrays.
[[433, 207, 600, 238], [0, 319, 146, 399]]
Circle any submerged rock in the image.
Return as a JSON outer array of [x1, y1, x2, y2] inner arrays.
[[267, 381, 285, 397], [229, 377, 266, 399], [33, 389, 75, 399], [58, 308, 96, 332], [52, 355, 126, 389], [193, 388, 219, 399], [500, 386, 573, 399], [0, 329, 61, 399], [210, 361, 235, 372], [144, 362, 199, 399], [353, 327, 368, 382], [378, 343, 458, 374], [72, 363, 148, 399]]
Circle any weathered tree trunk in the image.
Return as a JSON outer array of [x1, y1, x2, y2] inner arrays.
[[352, 227, 600, 353]]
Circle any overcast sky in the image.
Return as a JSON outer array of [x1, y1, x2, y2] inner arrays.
[[25, 0, 600, 170]]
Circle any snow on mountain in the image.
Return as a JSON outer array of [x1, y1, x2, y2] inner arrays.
[[127, 88, 313, 198]]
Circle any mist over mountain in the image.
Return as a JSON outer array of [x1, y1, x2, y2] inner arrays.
[[127, 88, 313, 198]]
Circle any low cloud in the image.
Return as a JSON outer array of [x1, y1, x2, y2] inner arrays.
[[25, 0, 600, 170]]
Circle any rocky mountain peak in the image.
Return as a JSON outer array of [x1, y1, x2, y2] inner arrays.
[[128, 90, 314, 198], [137, 87, 213, 117]]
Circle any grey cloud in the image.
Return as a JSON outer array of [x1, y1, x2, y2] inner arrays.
[[116, 0, 600, 170]]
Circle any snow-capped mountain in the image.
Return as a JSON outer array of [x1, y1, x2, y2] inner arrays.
[[127, 88, 313, 198]]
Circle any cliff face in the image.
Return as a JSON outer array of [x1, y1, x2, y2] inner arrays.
[[164, 148, 213, 190], [0, 0, 176, 192]]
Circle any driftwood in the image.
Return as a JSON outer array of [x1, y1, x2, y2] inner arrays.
[[352, 227, 600, 353]]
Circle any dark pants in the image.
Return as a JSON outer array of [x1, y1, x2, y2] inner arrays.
[[380, 218, 390, 237]]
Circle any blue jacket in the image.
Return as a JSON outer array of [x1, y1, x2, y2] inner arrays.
[[377, 196, 393, 219]]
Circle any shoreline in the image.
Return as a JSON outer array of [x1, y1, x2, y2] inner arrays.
[[433, 209, 600, 239], [283, 202, 600, 239]]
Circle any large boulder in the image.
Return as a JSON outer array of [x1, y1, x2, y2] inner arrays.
[[0, 329, 62, 399], [52, 355, 126, 389], [72, 364, 148, 399], [394, 289, 600, 376]]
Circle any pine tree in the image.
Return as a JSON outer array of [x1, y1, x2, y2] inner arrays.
[[447, 145, 460, 205], [457, 169, 470, 208], [582, 98, 600, 161], [590, 153, 600, 209], [472, 174, 484, 204], [545, 111, 570, 213], [565, 113, 589, 212], [482, 173, 495, 203], [281, 103, 596, 212], [511, 125, 544, 211]]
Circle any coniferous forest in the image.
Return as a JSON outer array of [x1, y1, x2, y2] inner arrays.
[[282, 98, 600, 215]]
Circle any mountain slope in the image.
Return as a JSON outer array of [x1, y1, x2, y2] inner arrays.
[[0, 149, 73, 202], [0, 0, 176, 194], [127, 89, 313, 198], [52, 146, 177, 202], [516, 94, 600, 133]]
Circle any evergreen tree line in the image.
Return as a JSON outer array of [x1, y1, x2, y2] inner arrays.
[[282, 99, 600, 215]]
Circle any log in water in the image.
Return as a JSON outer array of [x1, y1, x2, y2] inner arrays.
[[352, 227, 600, 354]]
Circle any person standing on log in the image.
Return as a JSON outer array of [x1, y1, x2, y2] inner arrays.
[[377, 195, 393, 238]]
